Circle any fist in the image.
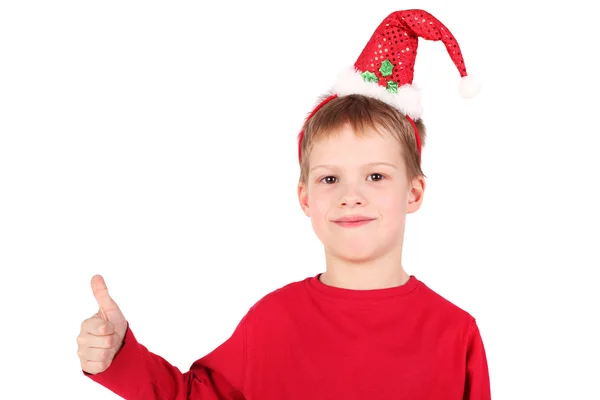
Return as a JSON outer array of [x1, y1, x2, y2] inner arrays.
[[77, 275, 128, 374]]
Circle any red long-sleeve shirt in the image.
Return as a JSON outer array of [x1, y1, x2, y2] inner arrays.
[[85, 274, 491, 399]]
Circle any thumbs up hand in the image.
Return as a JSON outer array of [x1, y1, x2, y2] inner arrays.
[[77, 275, 128, 374]]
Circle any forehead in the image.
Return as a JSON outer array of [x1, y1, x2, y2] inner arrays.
[[308, 124, 403, 167]]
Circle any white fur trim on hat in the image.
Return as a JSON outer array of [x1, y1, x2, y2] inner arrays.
[[330, 66, 423, 120], [459, 75, 481, 99]]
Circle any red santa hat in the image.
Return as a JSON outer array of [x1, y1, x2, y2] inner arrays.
[[298, 9, 480, 163]]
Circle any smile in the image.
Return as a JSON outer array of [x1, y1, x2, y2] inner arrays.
[[332, 217, 376, 228]]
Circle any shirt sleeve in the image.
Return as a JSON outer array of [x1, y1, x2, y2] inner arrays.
[[463, 320, 491, 400], [83, 310, 252, 400]]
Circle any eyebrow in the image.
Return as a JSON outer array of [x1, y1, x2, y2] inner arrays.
[[310, 162, 399, 172]]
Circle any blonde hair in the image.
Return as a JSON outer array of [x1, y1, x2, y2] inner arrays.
[[298, 94, 427, 183]]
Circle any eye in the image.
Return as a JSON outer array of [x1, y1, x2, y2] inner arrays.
[[319, 175, 337, 185], [367, 173, 385, 181], [320, 176, 338, 184]]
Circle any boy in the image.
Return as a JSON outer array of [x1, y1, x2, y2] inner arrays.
[[77, 9, 490, 399]]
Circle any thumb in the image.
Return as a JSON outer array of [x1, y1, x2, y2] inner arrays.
[[91, 274, 122, 319]]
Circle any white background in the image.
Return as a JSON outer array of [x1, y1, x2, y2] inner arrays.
[[1, 0, 599, 399]]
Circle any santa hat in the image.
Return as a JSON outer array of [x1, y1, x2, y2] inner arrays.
[[298, 9, 479, 162]]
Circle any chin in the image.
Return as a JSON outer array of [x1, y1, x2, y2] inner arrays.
[[327, 243, 381, 264]]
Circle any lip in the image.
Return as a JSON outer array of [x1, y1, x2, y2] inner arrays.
[[333, 215, 375, 222], [332, 215, 376, 227]]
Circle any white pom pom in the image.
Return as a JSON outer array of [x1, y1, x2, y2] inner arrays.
[[459, 75, 481, 99]]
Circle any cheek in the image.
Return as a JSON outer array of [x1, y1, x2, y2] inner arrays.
[[308, 187, 338, 218], [372, 187, 407, 214], [311, 194, 334, 215]]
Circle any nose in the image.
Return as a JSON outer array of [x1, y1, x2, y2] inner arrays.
[[339, 184, 366, 207], [340, 198, 363, 207]]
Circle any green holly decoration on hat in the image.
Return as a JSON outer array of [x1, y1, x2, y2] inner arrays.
[[361, 71, 378, 83], [386, 81, 398, 93], [361, 59, 399, 94], [379, 59, 393, 77]]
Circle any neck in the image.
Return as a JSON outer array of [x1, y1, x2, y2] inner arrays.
[[320, 245, 410, 290]]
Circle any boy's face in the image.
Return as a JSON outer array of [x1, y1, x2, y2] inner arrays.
[[298, 123, 425, 263]]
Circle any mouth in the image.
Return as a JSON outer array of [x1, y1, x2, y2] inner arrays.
[[332, 216, 376, 228]]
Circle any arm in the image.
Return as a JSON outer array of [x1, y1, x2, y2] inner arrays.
[[463, 320, 491, 400], [84, 313, 250, 400]]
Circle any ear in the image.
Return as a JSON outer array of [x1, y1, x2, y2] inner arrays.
[[406, 176, 426, 214], [297, 181, 311, 217]]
